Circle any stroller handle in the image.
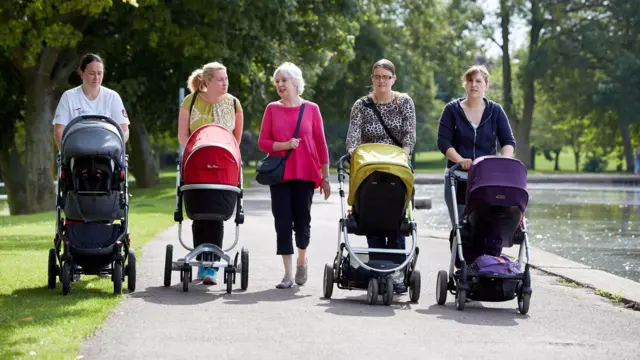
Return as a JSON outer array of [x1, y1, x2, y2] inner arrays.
[[338, 153, 351, 170], [448, 163, 468, 182]]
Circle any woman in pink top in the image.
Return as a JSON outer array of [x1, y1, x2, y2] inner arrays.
[[258, 62, 331, 289]]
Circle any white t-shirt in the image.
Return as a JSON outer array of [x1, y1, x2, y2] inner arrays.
[[52, 85, 130, 126]]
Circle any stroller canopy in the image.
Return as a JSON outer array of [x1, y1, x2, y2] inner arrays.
[[182, 124, 241, 186], [464, 156, 529, 215], [61, 115, 125, 166], [348, 143, 413, 206]]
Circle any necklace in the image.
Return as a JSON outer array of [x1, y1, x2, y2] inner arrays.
[[374, 92, 393, 104]]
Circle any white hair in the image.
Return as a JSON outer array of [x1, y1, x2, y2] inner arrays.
[[273, 62, 305, 95]]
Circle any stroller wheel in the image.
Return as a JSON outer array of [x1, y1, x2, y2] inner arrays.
[[518, 292, 531, 315], [164, 244, 173, 287], [240, 247, 249, 290], [455, 288, 466, 311], [226, 271, 233, 294], [61, 262, 72, 296], [322, 263, 334, 299], [367, 278, 379, 305], [182, 268, 190, 292], [409, 269, 421, 303], [127, 250, 136, 293], [382, 278, 394, 306], [113, 262, 122, 295], [436, 270, 448, 305], [48, 248, 58, 289]]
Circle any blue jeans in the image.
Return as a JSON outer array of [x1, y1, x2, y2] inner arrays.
[[635, 156, 640, 174]]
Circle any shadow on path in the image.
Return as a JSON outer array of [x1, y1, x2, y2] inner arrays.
[[416, 303, 529, 326]]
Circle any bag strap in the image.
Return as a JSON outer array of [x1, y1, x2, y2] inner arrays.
[[284, 101, 306, 161], [189, 90, 198, 116], [363, 96, 403, 149]]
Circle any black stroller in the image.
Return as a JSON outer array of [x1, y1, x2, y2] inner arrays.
[[323, 144, 421, 306], [48, 115, 135, 296], [436, 156, 532, 314]]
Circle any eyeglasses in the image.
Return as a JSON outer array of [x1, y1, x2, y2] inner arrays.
[[372, 75, 393, 82]]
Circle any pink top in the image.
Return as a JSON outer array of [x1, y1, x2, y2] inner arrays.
[[258, 101, 329, 188]]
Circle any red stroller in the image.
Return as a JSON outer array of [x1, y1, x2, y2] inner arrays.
[[165, 124, 248, 294]]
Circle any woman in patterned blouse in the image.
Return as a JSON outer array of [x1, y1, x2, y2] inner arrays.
[[345, 59, 417, 293]]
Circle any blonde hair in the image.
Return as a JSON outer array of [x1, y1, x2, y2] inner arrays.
[[187, 62, 227, 93], [462, 64, 490, 85], [273, 62, 305, 95]]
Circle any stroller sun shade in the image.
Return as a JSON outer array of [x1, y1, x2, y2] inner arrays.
[[182, 124, 241, 186], [348, 143, 413, 207], [61, 116, 125, 166], [464, 156, 529, 215]]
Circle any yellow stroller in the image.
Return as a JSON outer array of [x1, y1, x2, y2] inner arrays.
[[322, 143, 421, 305]]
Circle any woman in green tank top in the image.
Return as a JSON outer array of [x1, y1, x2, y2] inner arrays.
[[177, 62, 244, 285]]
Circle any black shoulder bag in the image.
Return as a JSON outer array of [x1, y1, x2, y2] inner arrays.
[[362, 96, 404, 149], [255, 101, 306, 186]]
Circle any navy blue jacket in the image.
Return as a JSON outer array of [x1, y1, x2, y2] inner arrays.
[[437, 98, 516, 168]]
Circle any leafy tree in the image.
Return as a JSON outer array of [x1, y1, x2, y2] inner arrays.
[[0, 0, 139, 213]]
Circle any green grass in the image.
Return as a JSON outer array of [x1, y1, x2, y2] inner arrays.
[[411, 147, 628, 174], [0, 169, 197, 359]]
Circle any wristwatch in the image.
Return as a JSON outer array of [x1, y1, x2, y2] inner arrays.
[[323, 177, 330, 184]]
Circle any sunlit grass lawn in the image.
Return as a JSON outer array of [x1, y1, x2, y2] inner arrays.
[[0, 169, 234, 359]]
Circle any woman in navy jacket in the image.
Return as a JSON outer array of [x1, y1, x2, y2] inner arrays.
[[437, 64, 516, 228]]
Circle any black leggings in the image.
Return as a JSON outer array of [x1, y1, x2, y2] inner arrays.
[[192, 220, 223, 262], [269, 180, 315, 255]]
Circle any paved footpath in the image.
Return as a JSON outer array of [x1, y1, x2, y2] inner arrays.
[[81, 186, 640, 360]]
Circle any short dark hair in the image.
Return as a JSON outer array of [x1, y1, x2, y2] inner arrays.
[[79, 53, 104, 72]]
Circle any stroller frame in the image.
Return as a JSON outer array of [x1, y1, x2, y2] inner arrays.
[[48, 115, 135, 296], [322, 153, 421, 306], [167, 145, 248, 294], [436, 163, 532, 314]]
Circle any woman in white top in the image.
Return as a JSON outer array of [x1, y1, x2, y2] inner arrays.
[[52, 53, 130, 150], [52, 53, 130, 281]]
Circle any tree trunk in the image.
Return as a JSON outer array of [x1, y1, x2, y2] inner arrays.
[[554, 150, 560, 171], [0, 141, 28, 215], [500, 0, 516, 122], [573, 150, 580, 172], [23, 78, 56, 213], [619, 120, 634, 173], [515, 0, 543, 169], [128, 120, 160, 188]]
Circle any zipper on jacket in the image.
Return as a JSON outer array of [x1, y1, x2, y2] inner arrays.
[[473, 126, 477, 160]]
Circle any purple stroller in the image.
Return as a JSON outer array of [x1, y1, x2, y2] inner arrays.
[[435, 156, 532, 314]]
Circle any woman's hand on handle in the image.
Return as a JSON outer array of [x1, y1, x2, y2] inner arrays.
[[459, 158, 473, 170]]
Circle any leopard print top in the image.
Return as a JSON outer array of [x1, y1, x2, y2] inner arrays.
[[346, 92, 416, 152]]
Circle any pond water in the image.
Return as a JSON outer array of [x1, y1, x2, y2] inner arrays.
[[416, 183, 640, 283]]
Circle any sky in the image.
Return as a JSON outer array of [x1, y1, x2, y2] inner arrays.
[[478, 0, 529, 58]]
